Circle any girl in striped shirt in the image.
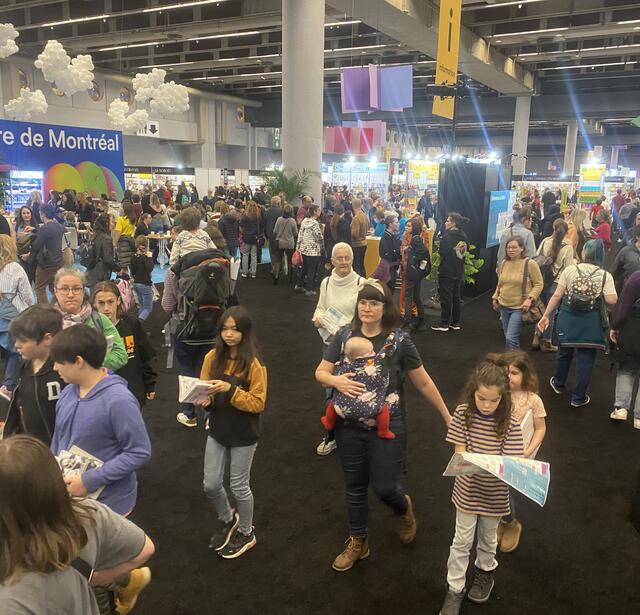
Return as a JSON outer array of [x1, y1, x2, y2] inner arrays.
[[439, 357, 524, 615]]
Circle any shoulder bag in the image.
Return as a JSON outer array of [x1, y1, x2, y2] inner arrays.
[[521, 258, 546, 325]]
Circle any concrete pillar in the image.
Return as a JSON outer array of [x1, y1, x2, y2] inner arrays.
[[563, 121, 578, 177], [282, 0, 324, 202], [511, 96, 531, 176], [610, 146, 620, 169]]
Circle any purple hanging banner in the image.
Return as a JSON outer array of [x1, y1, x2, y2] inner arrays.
[[341, 64, 413, 113]]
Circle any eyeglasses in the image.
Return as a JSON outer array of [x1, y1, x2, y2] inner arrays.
[[56, 286, 84, 295]]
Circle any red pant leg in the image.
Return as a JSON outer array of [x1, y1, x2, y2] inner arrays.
[[321, 400, 338, 431], [376, 403, 395, 439]]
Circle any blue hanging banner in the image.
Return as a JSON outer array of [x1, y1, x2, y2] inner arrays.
[[0, 119, 125, 200]]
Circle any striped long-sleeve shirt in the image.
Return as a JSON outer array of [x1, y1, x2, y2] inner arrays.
[[446, 404, 524, 517]]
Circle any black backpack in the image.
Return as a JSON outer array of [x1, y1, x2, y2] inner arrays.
[[78, 240, 95, 268], [174, 249, 231, 344], [532, 254, 554, 287]]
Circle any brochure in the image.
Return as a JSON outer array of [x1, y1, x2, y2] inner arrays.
[[318, 306, 349, 343], [178, 375, 212, 404], [56, 446, 105, 499]]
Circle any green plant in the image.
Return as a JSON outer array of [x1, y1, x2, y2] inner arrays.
[[263, 168, 319, 204], [427, 240, 485, 285]]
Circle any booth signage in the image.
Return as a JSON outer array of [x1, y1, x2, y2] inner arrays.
[[486, 190, 517, 248], [432, 0, 462, 120], [0, 119, 125, 199], [579, 163, 606, 205], [136, 121, 160, 138]]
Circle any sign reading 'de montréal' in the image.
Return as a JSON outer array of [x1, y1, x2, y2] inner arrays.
[[0, 119, 125, 199]]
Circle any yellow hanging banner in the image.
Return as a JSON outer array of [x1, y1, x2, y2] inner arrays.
[[432, 0, 462, 120]]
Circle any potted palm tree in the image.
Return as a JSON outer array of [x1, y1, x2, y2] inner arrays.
[[263, 168, 318, 204]]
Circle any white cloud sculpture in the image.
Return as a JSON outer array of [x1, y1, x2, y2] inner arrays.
[[132, 68, 190, 115], [107, 98, 149, 133], [4, 88, 48, 121], [34, 40, 94, 97], [0, 23, 18, 59]]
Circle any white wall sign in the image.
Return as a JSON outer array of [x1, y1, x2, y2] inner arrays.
[[136, 120, 160, 138]]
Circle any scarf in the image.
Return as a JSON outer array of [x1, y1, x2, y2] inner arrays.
[[57, 301, 93, 329]]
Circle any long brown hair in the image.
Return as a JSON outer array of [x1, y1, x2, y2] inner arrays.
[[330, 203, 345, 240], [90, 281, 125, 320], [0, 436, 94, 584], [203, 306, 259, 380], [243, 201, 259, 221], [122, 202, 136, 225], [550, 218, 569, 261], [460, 355, 512, 436], [502, 350, 539, 394]]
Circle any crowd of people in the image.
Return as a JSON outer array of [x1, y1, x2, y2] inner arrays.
[[0, 178, 639, 615]]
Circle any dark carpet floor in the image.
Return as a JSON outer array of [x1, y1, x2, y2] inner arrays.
[[125, 269, 639, 615]]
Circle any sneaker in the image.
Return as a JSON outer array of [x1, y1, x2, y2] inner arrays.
[[241, 273, 247, 278], [209, 511, 240, 551], [0, 386, 12, 401], [634, 419, 640, 430], [116, 567, 151, 615], [570, 395, 591, 408], [396, 495, 417, 543], [449, 324, 461, 331], [439, 589, 465, 615], [467, 567, 495, 603], [431, 324, 450, 332], [610, 408, 628, 421], [316, 437, 337, 456], [499, 519, 522, 553], [332, 535, 370, 572], [549, 377, 564, 395], [305, 290, 317, 297], [176, 412, 197, 427], [218, 528, 256, 559]]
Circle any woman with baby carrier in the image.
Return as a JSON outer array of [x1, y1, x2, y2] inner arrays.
[[314, 280, 451, 572]]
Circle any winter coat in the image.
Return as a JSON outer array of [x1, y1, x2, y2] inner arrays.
[[85, 233, 119, 287], [438, 228, 468, 280], [297, 218, 324, 256], [218, 213, 240, 248]]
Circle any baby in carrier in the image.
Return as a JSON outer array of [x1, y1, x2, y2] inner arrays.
[[321, 336, 395, 439]]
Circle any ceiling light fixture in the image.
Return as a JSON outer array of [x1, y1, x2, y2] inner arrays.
[[143, 0, 229, 13], [519, 42, 640, 58], [42, 14, 110, 27], [617, 19, 640, 25], [491, 27, 568, 38], [540, 61, 637, 71], [324, 20, 362, 27], [465, 0, 546, 9], [98, 30, 261, 51], [325, 44, 389, 53]]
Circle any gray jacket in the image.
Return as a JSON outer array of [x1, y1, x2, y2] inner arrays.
[[497, 223, 536, 265], [273, 216, 298, 250]]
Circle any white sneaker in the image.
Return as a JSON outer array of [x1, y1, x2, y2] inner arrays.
[[634, 419, 640, 430], [176, 412, 197, 428], [316, 437, 337, 456], [610, 408, 628, 421]]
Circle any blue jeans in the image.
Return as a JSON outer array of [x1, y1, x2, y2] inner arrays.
[[203, 436, 257, 535], [541, 283, 557, 342], [334, 415, 408, 537], [499, 307, 523, 350], [553, 346, 597, 404], [134, 283, 153, 321], [614, 370, 640, 419], [173, 337, 213, 419], [1, 348, 21, 390]]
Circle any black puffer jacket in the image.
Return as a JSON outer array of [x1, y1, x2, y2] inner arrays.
[[86, 232, 119, 287], [218, 213, 240, 249]]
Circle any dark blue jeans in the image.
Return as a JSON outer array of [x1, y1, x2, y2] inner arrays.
[[334, 415, 408, 537], [553, 346, 597, 405], [173, 337, 213, 419]]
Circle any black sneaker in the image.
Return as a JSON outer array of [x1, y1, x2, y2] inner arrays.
[[218, 528, 256, 559], [439, 589, 465, 615], [431, 324, 450, 332], [449, 324, 461, 331], [467, 567, 495, 603], [208, 511, 239, 551]]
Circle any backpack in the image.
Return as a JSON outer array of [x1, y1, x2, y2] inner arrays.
[[566, 265, 604, 311], [532, 254, 554, 287], [78, 240, 95, 268], [116, 235, 135, 268], [175, 250, 231, 344], [115, 277, 135, 312]]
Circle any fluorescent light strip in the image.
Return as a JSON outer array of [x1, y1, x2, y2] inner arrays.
[[139, 53, 279, 69], [325, 20, 361, 27], [540, 61, 637, 71], [491, 27, 568, 38], [191, 69, 433, 82], [325, 44, 391, 53], [519, 42, 640, 58], [143, 0, 229, 13], [42, 14, 109, 27], [98, 30, 261, 51], [618, 19, 640, 25], [465, 0, 546, 9]]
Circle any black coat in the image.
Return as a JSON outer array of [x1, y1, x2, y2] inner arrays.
[[438, 228, 468, 280], [379, 230, 401, 262], [86, 232, 119, 287], [218, 213, 240, 248], [406, 235, 431, 281]]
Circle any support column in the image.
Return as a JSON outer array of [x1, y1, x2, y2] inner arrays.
[[610, 146, 620, 169], [511, 96, 531, 176], [282, 0, 324, 203], [563, 121, 578, 177]]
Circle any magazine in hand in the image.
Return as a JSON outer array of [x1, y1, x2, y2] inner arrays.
[[178, 375, 212, 404], [56, 446, 105, 499], [318, 306, 349, 343]]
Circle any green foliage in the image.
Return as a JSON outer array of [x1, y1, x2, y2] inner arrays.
[[427, 240, 485, 285], [263, 168, 319, 204]]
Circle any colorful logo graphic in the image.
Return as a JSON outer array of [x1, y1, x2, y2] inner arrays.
[[45, 161, 124, 199]]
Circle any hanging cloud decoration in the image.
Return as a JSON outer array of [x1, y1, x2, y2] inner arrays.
[[107, 98, 149, 133], [132, 68, 167, 104], [132, 68, 190, 115], [0, 23, 19, 59], [34, 40, 94, 97], [149, 81, 190, 116], [4, 88, 48, 121]]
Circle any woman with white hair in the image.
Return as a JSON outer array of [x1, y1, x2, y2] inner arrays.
[[313, 242, 364, 455]]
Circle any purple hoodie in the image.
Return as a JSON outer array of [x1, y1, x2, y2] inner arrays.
[[51, 374, 151, 515]]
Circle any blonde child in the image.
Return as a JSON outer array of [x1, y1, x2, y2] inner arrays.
[[497, 350, 547, 553], [440, 356, 524, 615]]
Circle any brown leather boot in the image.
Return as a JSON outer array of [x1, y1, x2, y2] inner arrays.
[[332, 535, 370, 571], [397, 495, 417, 543], [499, 519, 522, 553]]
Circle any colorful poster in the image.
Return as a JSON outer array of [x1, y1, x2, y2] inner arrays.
[[579, 163, 606, 205], [0, 119, 124, 200], [486, 190, 517, 248], [432, 0, 463, 120], [407, 161, 440, 189]]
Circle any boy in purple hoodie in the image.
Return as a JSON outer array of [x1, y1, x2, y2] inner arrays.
[[50, 324, 151, 514], [50, 324, 152, 614]]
